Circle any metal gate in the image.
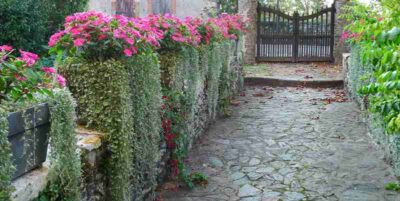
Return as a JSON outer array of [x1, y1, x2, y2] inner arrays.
[[256, 3, 335, 62]]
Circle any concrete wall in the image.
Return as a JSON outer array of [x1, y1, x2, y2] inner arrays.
[[88, 0, 113, 15]]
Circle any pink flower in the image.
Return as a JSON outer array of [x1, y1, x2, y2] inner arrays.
[[48, 31, 64, 47], [70, 28, 81, 36], [0, 45, 13, 52], [98, 34, 107, 40], [125, 38, 134, 45], [57, 74, 66, 87], [340, 31, 350, 42], [19, 50, 39, 67], [42, 67, 56, 74], [73, 38, 85, 47], [124, 48, 132, 57]]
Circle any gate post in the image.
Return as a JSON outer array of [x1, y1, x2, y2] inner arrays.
[[293, 12, 299, 63], [239, 0, 257, 64], [330, 4, 336, 62], [256, 3, 261, 60]]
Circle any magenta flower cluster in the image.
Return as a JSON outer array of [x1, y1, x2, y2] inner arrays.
[[0, 45, 66, 103], [48, 11, 248, 59]]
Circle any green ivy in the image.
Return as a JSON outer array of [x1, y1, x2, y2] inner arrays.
[[159, 41, 243, 187], [61, 51, 161, 201], [0, 106, 14, 201], [35, 89, 82, 201]]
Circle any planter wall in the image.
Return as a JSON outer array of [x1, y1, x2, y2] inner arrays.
[[7, 104, 50, 179], [59, 40, 243, 200], [344, 47, 400, 176]]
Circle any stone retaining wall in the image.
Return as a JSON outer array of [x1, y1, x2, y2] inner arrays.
[[343, 49, 400, 176], [12, 40, 243, 201]]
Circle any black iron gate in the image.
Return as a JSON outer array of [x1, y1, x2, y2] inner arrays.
[[256, 4, 335, 62]]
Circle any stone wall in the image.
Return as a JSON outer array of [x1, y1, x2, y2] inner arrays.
[[239, 0, 257, 64], [14, 40, 243, 201], [344, 48, 400, 176], [333, 0, 350, 64]]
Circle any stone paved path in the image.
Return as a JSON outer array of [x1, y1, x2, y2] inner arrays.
[[158, 86, 400, 201]]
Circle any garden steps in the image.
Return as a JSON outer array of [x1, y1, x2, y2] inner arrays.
[[244, 62, 344, 88]]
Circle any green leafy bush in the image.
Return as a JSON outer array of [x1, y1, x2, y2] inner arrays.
[[0, 0, 88, 53], [343, 0, 400, 133]]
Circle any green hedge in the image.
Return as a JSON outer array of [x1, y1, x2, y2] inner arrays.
[[61, 51, 162, 200]]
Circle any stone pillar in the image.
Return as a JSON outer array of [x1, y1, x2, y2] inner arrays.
[[333, 0, 350, 64], [239, 0, 257, 64]]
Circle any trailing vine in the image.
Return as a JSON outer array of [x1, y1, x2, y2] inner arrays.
[[0, 106, 14, 201], [61, 52, 162, 200], [35, 89, 82, 200]]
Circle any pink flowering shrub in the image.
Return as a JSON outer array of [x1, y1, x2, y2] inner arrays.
[[49, 11, 163, 60], [49, 11, 248, 59], [145, 14, 202, 50], [0, 45, 65, 103]]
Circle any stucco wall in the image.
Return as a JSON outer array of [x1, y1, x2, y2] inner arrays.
[[137, 0, 215, 18], [88, 0, 113, 14]]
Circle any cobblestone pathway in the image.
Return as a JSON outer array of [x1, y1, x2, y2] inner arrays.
[[158, 86, 400, 201]]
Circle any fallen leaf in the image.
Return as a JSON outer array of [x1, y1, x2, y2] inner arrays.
[[162, 182, 179, 191], [230, 100, 241, 106], [253, 92, 265, 97]]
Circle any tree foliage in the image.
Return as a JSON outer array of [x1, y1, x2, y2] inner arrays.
[[0, 0, 88, 54], [259, 0, 326, 15]]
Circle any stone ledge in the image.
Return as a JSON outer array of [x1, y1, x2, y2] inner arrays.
[[11, 165, 49, 201]]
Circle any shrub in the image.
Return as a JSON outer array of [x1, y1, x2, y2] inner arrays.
[[342, 0, 400, 133], [49, 12, 162, 61]]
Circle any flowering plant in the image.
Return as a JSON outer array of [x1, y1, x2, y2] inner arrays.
[[49, 11, 248, 59], [146, 14, 202, 50], [0, 45, 65, 103], [48, 11, 163, 60]]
